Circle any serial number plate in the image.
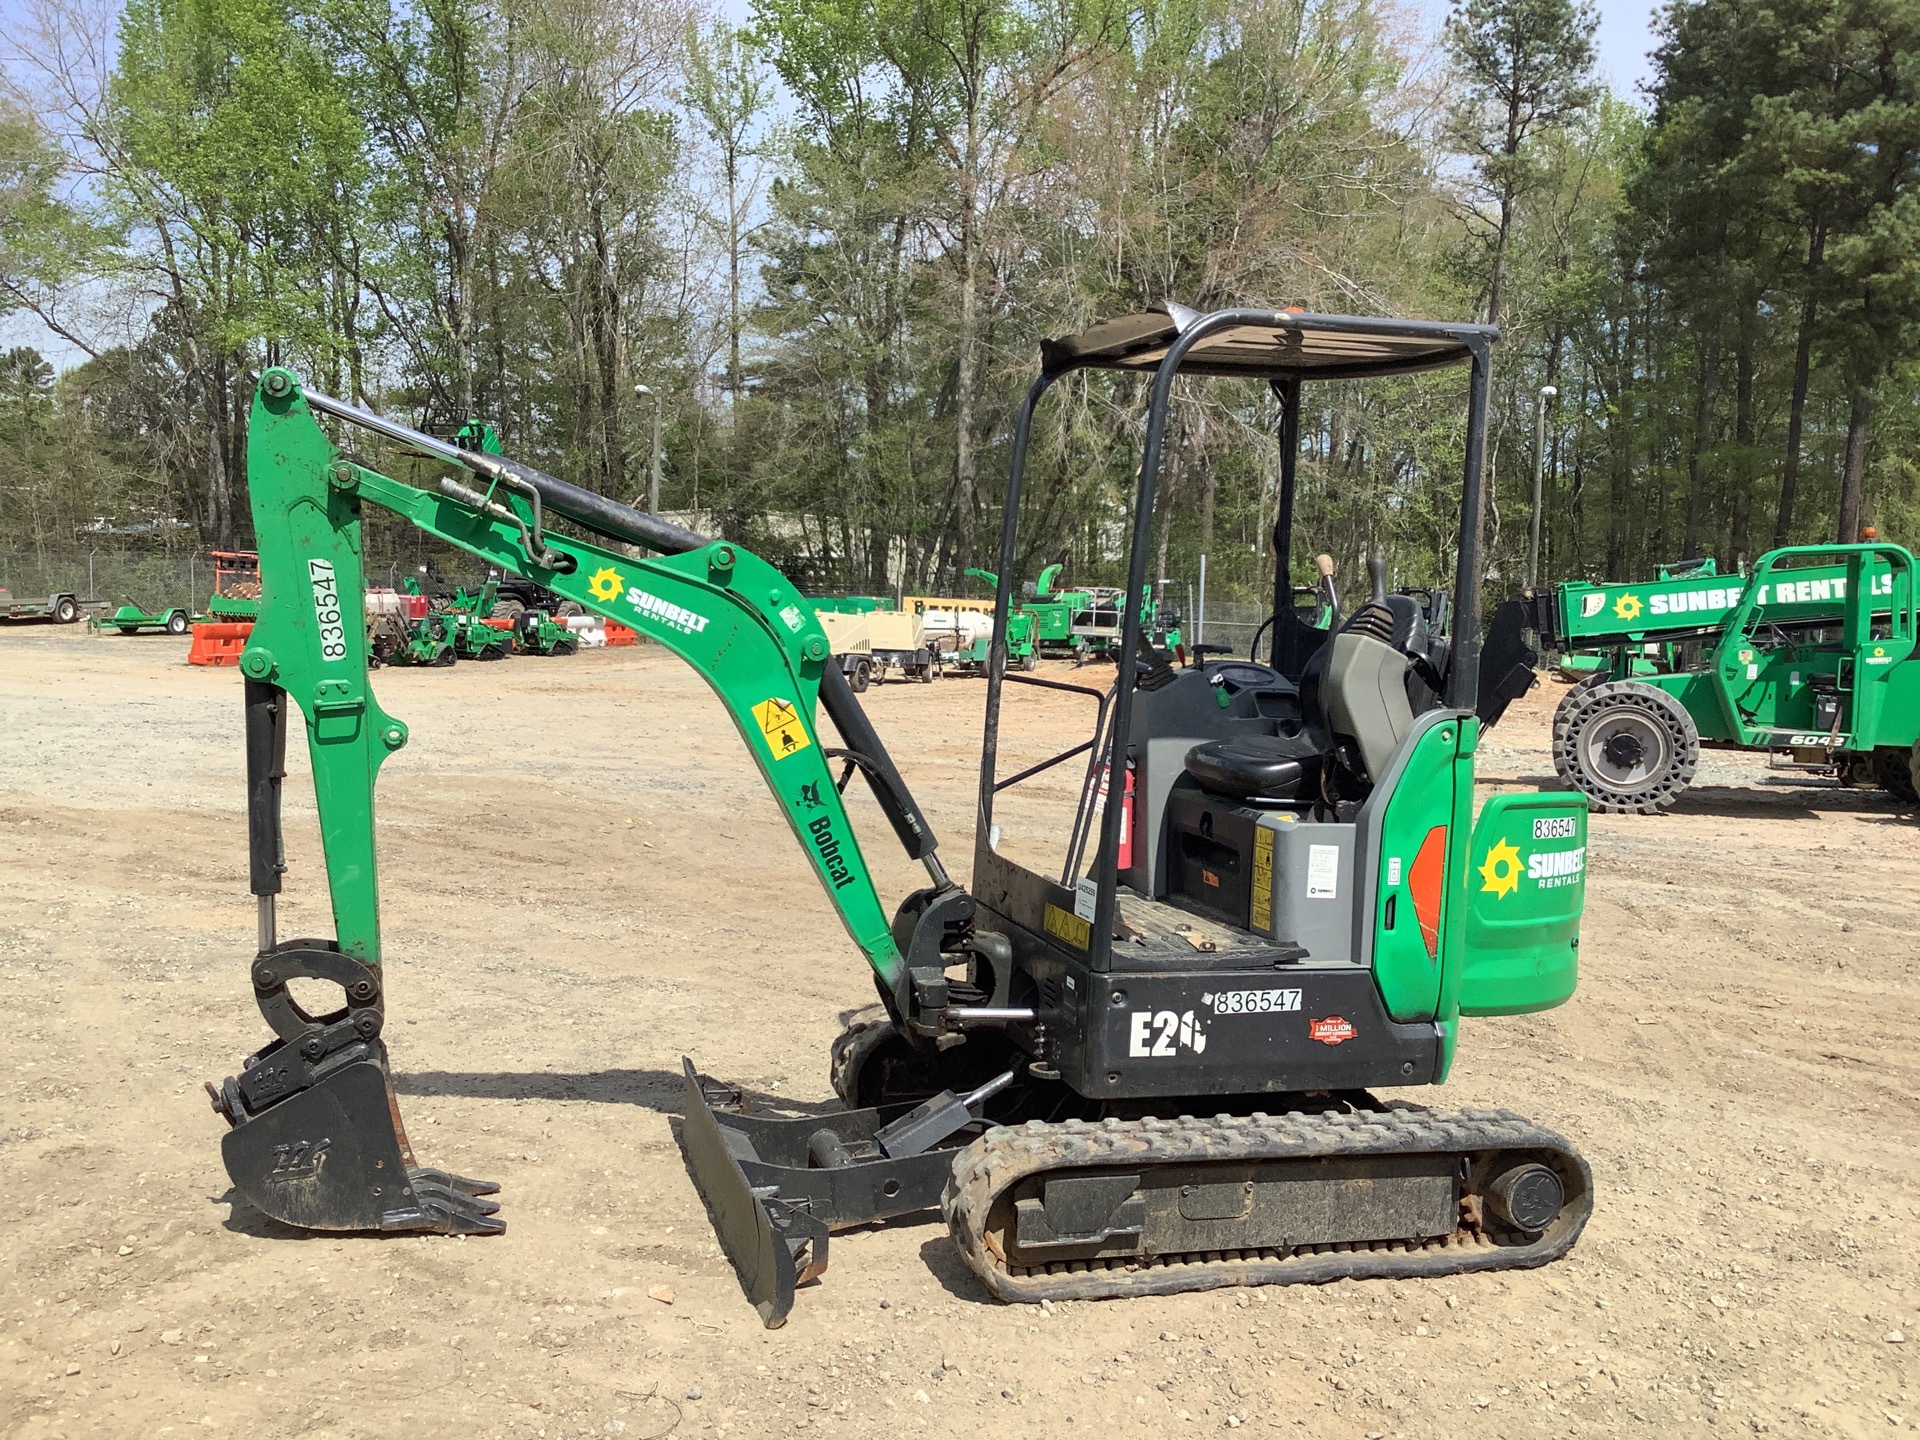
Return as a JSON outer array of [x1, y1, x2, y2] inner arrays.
[[1206, 988, 1302, 1015]]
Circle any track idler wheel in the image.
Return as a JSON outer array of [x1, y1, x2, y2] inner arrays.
[[207, 942, 502, 1235], [1552, 679, 1699, 814]]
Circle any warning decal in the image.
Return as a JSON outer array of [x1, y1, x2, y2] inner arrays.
[[1250, 827, 1273, 932], [751, 697, 813, 761], [1044, 903, 1091, 951]]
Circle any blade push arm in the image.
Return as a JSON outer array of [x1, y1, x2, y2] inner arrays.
[[243, 369, 915, 994]]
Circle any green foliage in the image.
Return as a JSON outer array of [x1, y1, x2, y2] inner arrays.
[[9, 0, 1920, 613]]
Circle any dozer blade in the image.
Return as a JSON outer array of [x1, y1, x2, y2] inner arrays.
[[678, 1058, 829, 1328], [213, 1042, 503, 1236]]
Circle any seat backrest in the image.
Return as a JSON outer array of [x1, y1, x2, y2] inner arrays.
[[1314, 603, 1415, 781]]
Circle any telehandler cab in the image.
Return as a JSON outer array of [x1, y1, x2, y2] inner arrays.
[[208, 304, 1592, 1327]]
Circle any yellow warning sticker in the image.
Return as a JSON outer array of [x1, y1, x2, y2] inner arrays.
[[1250, 826, 1274, 932], [1044, 903, 1090, 951], [752, 697, 813, 761]]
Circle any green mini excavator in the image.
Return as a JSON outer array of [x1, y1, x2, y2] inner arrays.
[[207, 305, 1593, 1327]]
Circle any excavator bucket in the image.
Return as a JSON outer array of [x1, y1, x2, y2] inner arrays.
[[214, 1043, 501, 1232], [208, 943, 503, 1236]]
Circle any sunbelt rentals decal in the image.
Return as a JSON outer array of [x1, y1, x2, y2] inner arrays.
[[1479, 815, 1586, 897], [585, 565, 711, 636], [1582, 571, 1893, 624]]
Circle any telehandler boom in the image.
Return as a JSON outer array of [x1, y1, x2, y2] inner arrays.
[[209, 305, 1594, 1328]]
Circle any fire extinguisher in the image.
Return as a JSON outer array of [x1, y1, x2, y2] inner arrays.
[[1118, 762, 1135, 871]]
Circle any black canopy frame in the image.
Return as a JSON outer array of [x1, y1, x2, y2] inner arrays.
[[974, 303, 1496, 970]]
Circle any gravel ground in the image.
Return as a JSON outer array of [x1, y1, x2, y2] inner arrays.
[[1, 625, 1916, 1440]]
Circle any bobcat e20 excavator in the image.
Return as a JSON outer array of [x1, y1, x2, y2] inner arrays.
[[207, 304, 1593, 1327]]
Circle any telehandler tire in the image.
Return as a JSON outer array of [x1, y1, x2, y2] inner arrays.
[[1550, 671, 1605, 749], [1553, 679, 1698, 814], [1878, 746, 1919, 803]]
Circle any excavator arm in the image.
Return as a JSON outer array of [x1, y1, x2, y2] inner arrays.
[[210, 369, 967, 1244]]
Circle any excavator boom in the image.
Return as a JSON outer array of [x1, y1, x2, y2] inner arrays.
[[209, 370, 956, 1242]]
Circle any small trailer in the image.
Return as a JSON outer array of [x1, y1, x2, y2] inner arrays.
[[94, 602, 191, 635], [0, 588, 86, 624], [927, 607, 1039, 674], [815, 608, 939, 690]]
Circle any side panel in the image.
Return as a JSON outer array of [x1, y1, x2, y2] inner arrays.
[[1864, 655, 1920, 749], [1552, 557, 1895, 646], [1363, 711, 1476, 1025], [1459, 793, 1586, 1017]]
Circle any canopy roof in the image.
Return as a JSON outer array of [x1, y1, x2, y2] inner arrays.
[[1039, 302, 1491, 381]]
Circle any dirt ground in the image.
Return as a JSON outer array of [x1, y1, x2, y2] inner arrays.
[[2, 626, 1917, 1440]]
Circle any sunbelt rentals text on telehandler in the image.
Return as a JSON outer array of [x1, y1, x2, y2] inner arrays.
[[207, 304, 1593, 1327]]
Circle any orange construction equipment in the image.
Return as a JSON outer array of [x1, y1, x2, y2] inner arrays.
[[188, 621, 253, 667]]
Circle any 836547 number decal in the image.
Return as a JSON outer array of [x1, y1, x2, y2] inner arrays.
[[1205, 988, 1302, 1015], [308, 559, 347, 661]]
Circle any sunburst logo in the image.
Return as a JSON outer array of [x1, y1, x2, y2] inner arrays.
[[1612, 592, 1643, 622], [586, 566, 623, 604], [1478, 838, 1523, 899]]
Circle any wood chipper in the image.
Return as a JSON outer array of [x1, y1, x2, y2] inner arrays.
[[205, 303, 1592, 1328]]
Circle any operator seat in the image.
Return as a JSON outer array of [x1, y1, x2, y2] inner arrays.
[[1183, 730, 1321, 803], [1302, 598, 1420, 782], [1180, 595, 1425, 807]]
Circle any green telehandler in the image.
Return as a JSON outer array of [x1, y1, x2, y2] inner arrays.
[[206, 304, 1591, 1329], [1531, 544, 1917, 811]]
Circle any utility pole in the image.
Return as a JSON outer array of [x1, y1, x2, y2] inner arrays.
[[634, 384, 662, 514], [1526, 384, 1558, 591]]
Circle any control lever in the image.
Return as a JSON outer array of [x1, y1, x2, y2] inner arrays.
[[1368, 554, 1388, 603], [1314, 553, 1340, 625]]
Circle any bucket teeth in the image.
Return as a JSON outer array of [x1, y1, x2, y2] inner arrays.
[[409, 1167, 502, 1199], [396, 1169, 506, 1234]]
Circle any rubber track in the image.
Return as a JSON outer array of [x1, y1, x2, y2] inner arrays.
[[828, 1009, 893, 1109], [943, 1103, 1592, 1304]]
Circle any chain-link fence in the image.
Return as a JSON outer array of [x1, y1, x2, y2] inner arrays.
[[0, 548, 213, 614], [1186, 599, 1267, 660], [1, 533, 492, 618]]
